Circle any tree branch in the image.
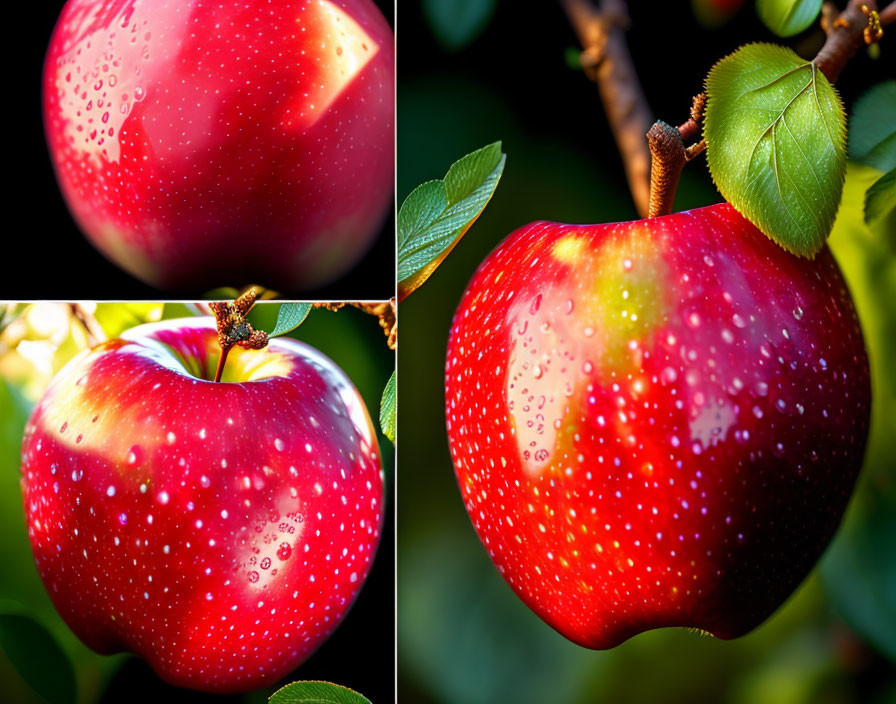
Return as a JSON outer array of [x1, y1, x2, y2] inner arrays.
[[560, 0, 653, 218], [313, 299, 397, 350], [815, 0, 885, 82], [881, 2, 896, 26]]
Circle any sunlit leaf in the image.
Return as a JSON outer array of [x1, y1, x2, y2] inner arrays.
[[161, 303, 207, 320], [398, 142, 506, 301], [704, 43, 846, 256], [422, 0, 497, 50], [269, 303, 313, 338], [0, 610, 76, 704], [848, 80, 896, 173], [379, 371, 396, 444], [756, 0, 822, 37], [269, 681, 372, 704], [94, 303, 162, 339]]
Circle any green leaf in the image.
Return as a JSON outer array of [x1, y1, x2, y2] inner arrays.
[[820, 484, 896, 660], [848, 80, 896, 172], [94, 303, 162, 339], [269, 303, 313, 338], [160, 302, 205, 320], [398, 142, 506, 300], [756, 0, 822, 37], [0, 610, 77, 704], [422, 0, 497, 50], [269, 681, 372, 704], [865, 168, 896, 230], [203, 286, 241, 300], [822, 162, 896, 659], [704, 43, 846, 256], [379, 371, 396, 444]]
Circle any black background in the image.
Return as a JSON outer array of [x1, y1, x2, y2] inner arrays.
[[23, 0, 395, 300]]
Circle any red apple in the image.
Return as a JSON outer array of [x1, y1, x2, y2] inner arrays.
[[445, 203, 870, 648], [20, 319, 384, 692], [43, 0, 394, 291]]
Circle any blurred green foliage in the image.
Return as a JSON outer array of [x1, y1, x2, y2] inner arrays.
[[397, 59, 895, 704], [0, 302, 393, 704]]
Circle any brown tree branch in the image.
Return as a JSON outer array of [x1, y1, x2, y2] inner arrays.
[[70, 303, 106, 347], [881, 2, 896, 26], [815, 0, 885, 82], [560, 0, 653, 218], [313, 299, 397, 350]]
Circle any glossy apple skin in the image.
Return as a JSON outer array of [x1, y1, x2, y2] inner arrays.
[[43, 0, 394, 291], [21, 320, 384, 692], [445, 203, 870, 648]]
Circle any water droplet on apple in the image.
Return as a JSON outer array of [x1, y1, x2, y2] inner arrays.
[[248, 571, 259, 583], [530, 294, 542, 314], [260, 557, 271, 570], [277, 543, 292, 561]]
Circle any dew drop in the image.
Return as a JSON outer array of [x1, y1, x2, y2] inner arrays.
[[530, 294, 542, 315], [248, 571, 259, 583], [277, 543, 292, 561]]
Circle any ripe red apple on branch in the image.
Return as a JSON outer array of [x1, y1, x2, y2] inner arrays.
[[20, 318, 384, 692], [445, 203, 870, 647], [43, 0, 394, 291]]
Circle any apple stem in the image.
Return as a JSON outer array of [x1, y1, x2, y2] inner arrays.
[[559, 0, 653, 218], [214, 346, 231, 383], [209, 288, 269, 383], [647, 94, 707, 218], [313, 299, 397, 350], [816, 0, 889, 82]]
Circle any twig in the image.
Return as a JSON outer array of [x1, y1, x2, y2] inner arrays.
[[815, 0, 885, 82], [560, 0, 653, 218], [313, 299, 397, 350], [70, 303, 106, 346]]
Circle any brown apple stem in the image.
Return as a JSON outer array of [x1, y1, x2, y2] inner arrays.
[[213, 345, 231, 383], [815, 0, 887, 82], [647, 94, 707, 218], [313, 298, 397, 350], [559, 0, 653, 218], [210, 288, 269, 382]]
